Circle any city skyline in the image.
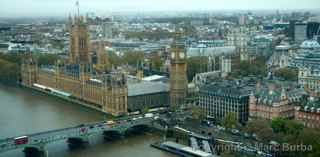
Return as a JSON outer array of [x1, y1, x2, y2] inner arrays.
[[1, 0, 320, 17]]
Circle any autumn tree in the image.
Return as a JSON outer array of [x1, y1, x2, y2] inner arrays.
[[274, 67, 298, 81], [122, 51, 144, 66], [142, 106, 149, 114], [187, 56, 208, 82], [36, 53, 58, 65], [233, 56, 267, 77], [191, 106, 206, 120], [221, 112, 238, 129], [0, 59, 20, 84], [150, 53, 163, 71], [0, 53, 22, 85]]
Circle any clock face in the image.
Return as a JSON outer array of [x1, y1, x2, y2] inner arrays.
[[179, 52, 185, 59], [171, 53, 175, 59]]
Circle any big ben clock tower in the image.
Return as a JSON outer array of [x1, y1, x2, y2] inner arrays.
[[170, 33, 187, 106]]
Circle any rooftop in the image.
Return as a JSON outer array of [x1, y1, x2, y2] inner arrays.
[[187, 46, 236, 57], [142, 75, 167, 82], [128, 81, 169, 97], [200, 82, 253, 98]]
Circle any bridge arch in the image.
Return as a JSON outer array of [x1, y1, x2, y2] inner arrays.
[[123, 123, 151, 136], [103, 130, 123, 141]]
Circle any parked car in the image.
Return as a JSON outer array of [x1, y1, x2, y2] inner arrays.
[[231, 129, 240, 135], [244, 133, 250, 138], [217, 125, 226, 131]]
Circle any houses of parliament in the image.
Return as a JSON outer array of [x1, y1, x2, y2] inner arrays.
[[21, 14, 188, 116], [21, 15, 128, 116]]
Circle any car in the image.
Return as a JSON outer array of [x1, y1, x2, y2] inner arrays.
[[201, 120, 212, 127], [106, 120, 115, 125], [231, 129, 240, 135], [252, 133, 260, 141], [217, 125, 226, 131], [144, 113, 154, 118], [244, 133, 250, 138]]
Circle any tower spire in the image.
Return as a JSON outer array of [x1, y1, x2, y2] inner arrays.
[[76, 1, 80, 17]]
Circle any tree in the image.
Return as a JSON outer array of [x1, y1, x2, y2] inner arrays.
[[0, 59, 20, 84], [187, 56, 208, 82], [150, 53, 163, 71], [271, 117, 304, 135], [94, 64, 111, 74], [170, 104, 178, 112], [191, 106, 205, 120], [271, 117, 287, 133], [142, 106, 149, 114], [298, 128, 320, 157], [122, 51, 144, 66], [36, 54, 58, 65], [258, 127, 275, 142], [0, 53, 22, 64], [108, 52, 123, 67], [274, 68, 298, 81], [221, 112, 238, 129], [285, 120, 304, 136], [243, 119, 270, 134], [233, 56, 267, 77]]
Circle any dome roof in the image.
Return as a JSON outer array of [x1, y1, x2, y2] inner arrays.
[[300, 40, 320, 49]]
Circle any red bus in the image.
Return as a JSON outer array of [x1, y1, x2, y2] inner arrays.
[[14, 136, 28, 145]]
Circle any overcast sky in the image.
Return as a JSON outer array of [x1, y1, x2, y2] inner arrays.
[[1, 0, 320, 17]]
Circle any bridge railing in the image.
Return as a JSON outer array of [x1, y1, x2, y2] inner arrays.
[[0, 116, 155, 153]]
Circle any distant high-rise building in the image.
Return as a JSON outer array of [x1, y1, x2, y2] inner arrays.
[[239, 14, 247, 26], [69, 15, 90, 64], [102, 22, 113, 39], [307, 22, 320, 41], [170, 35, 187, 106], [289, 20, 298, 40], [295, 22, 308, 44]]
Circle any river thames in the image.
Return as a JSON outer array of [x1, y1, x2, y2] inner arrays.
[[0, 86, 176, 157]]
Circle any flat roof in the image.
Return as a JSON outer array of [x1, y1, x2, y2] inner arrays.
[[128, 81, 169, 96], [142, 75, 166, 81]]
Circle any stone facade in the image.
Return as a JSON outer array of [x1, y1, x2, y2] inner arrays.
[[21, 15, 127, 116], [295, 106, 320, 129], [21, 61, 128, 116], [249, 93, 295, 120], [249, 82, 306, 120], [170, 41, 187, 106], [68, 16, 90, 64], [198, 83, 252, 124]]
